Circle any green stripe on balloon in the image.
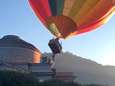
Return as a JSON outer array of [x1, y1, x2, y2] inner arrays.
[[48, 0, 57, 16], [56, 0, 65, 15]]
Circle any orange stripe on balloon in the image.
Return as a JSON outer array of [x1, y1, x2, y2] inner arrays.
[[112, 0, 115, 6], [62, 0, 76, 16], [77, 7, 115, 35], [68, 0, 86, 18], [77, 0, 113, 27], [74, 0, 99, 24]]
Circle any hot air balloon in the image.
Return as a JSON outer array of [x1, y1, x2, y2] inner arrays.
[[29, 0, 115, 39]]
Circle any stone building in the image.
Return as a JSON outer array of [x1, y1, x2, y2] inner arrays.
[[0, 35, 53, 81], [0, 35, 41, 63], [0, 35, 75, 82]]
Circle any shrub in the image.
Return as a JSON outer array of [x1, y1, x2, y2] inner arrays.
[[0, 70, 39, 86]]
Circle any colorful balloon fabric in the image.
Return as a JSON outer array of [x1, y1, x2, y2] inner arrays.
[[29, 0, 115, 38]]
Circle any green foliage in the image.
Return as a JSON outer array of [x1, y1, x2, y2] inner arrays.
[[0, 70, 107, 86], [66, 82, 82, 86], [84, 84, 107, 86], [41, 79, 65, 86], [40, 79, 81, 86], [0, 70, 39, 86]]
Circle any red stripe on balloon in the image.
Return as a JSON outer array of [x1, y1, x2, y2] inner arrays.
[[37, 0, 52, 17], [77, 13, 112, 35], [29, 0, 52, 24], [77, 5, 113, 35]]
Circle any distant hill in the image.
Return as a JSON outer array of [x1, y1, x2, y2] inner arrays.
[[44, 52, 115, 86]]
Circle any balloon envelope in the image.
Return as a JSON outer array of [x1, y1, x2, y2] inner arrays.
[[29, 0, 115, 38]]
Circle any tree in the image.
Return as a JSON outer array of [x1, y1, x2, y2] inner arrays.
[[0, 70, 39, 86]]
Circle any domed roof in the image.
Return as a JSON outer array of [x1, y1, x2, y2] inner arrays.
[[0, 35, 40, 52], [2, 35, 20, 40]]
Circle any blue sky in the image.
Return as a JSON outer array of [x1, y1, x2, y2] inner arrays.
[[0, 0, 115, 65]]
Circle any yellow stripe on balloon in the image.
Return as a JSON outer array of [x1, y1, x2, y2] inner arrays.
[[68, 0, 86, 17], [74, 0, 99, 24], [62, 0, 76, 16], [93, 7, 115, 29], [102, 7, 115, 24], [77, 0, 112, 26], [76, 0, 103, 26]]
